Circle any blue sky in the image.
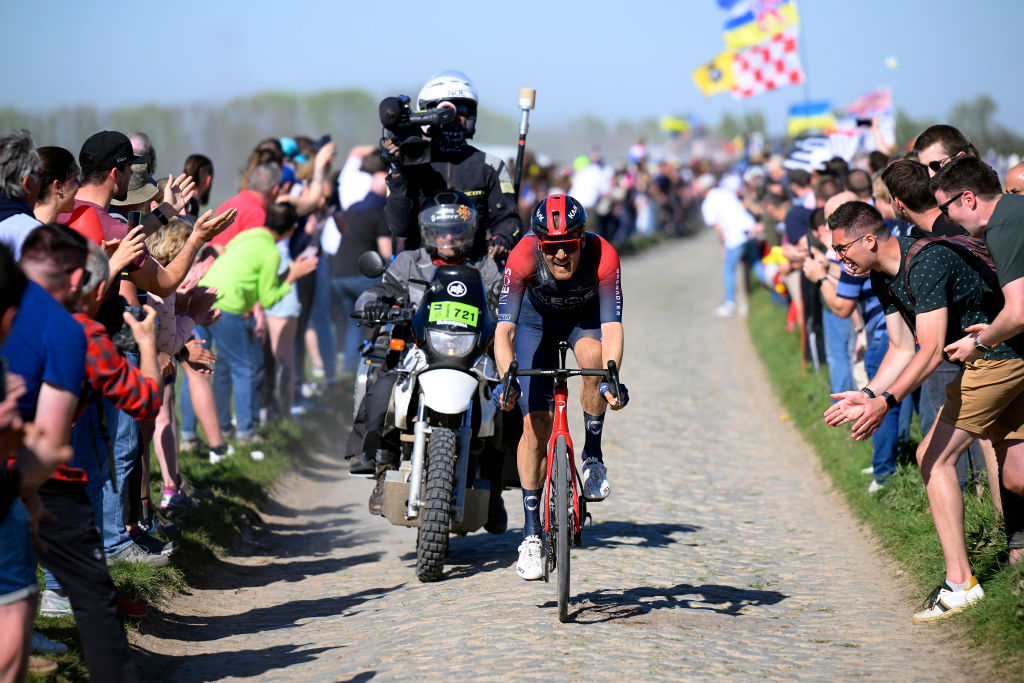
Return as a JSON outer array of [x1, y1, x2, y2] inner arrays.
[[2, 0, 1019, 136]]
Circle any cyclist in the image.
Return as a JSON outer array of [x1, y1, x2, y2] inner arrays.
[[493, 193, 628, 580], [384, 70, 520, 259], [343, 191, 505, 525]]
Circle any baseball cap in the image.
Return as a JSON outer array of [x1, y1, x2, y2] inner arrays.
[[79, 131, 149, 172]]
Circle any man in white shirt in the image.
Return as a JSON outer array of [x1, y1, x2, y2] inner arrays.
[[699, 173, 760, 316]]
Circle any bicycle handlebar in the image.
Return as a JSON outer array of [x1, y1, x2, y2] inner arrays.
[[501, 359, 621, 403]]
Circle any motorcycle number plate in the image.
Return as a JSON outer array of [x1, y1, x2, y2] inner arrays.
[[428, 301, 479, 327]]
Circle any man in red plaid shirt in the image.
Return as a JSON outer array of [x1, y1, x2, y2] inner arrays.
[[19, 225, 161, 681]]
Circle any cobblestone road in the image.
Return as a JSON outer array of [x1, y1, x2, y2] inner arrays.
[[134, 230, 974, 681]]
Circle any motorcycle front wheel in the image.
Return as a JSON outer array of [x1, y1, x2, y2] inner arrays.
[[416, 426, 457, 582]]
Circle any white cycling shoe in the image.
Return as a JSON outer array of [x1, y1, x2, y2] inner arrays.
[[516, 535, 543, 580], [582, 458, 610, 501]]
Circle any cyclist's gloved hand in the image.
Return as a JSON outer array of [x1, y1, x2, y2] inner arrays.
[[363, 299, 390, 322], [599, 381, 629, 409], [491, 379, 520, 410]]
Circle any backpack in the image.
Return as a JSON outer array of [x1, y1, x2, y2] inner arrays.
[[884, 234, 1002, 336], [903, 234, 1001, 306]]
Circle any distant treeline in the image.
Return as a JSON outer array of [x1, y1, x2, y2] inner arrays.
[[0, 89, 664, 209]]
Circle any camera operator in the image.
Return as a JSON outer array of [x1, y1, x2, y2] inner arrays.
[[381, 70, 520, 260]]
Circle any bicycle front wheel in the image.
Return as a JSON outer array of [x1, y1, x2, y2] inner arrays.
[[555, 435, 571, 622]]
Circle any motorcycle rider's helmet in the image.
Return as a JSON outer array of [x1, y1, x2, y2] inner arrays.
[[530, 193, 587, 253], [417, 70, 479, 138], [418, 190, 477, 260]]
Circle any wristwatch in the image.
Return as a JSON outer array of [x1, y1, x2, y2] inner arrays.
[[973, 337, 992, 353], [881, 392, 898, 409], [151, 206, 169, 226]]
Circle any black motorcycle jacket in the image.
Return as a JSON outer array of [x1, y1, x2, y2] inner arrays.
[[385, 142, 521, 259]]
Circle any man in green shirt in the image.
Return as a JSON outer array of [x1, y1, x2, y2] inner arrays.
[[934, 156, 1024, 573], [199, 203, 317, 443], [823, 200, 1021, 623]]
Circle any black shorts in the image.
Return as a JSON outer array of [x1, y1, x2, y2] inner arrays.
[[514, 295, 601, 414]]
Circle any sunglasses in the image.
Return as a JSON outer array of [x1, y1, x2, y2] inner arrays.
[[538, 236, 582, 255], [927, 154, 958, 173], [938, 191, 965, 217], [833, 234, 867, 259]]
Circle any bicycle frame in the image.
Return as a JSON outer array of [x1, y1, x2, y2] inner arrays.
[[543, 346, 580, 536]]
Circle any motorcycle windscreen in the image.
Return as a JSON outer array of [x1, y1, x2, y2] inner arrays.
[[418, 368, 478, 414]]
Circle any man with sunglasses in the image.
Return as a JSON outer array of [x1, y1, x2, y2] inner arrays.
[[934, 156, 1024, 573], [824, 199, 1021, 623], [913, 124, 979, 178], [493, 194, 627, 581]]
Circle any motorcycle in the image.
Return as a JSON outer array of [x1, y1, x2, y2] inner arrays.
[[354, 251, 510, 582]]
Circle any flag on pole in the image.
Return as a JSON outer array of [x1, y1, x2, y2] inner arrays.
[[730, 27, 805, 99], [692, 51, 736, 96], [787, 101, 836, 138], [660, 115, 691, 135], [845, 87, 893, 118], [722, 0, 801, 51]]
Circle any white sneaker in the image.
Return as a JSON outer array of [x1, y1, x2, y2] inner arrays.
[[582, 458, 610, 501], [868, 479, 886, 494], [912, 577, 984, 624], [861, 465, 874, 475], [715, 301, 737, 317], [516, 535, 543, 580]]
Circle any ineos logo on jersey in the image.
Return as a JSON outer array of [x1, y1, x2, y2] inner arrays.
[[447, 281, 467, 297]]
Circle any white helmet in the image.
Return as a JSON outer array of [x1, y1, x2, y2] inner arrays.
[[418, 70, 478, 138], [417, 70, 478, 110]]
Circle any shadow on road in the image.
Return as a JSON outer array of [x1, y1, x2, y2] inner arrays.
[[560, 582, 787, 624], [581, 520, 701, 549], [144, 584, 405, 644], [134, 643, 338, 683], [197, 552, 385, 590]]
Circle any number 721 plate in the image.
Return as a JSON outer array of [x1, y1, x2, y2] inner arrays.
[[428, 301, 479, 326]]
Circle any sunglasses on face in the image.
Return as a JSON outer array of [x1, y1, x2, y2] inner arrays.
[[938, 191, 965, 217], [928, 153, 961, 173], [539, 236, 582, 255]]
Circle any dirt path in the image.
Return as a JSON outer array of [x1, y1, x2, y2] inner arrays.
[[133, 230, 974, 681]]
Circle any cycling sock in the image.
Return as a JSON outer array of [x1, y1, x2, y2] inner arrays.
[[522, 488, 542, 537], [582, 411, 605, 462]]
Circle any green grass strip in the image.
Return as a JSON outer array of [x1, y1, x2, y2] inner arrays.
[[747, 288, 1024, 672]]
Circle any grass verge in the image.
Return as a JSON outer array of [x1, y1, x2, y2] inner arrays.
[[746, 288, 1024, 672], [29, 388, 349, 682]]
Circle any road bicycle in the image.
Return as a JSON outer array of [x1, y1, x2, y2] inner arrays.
[[502, 341, 621, 622]]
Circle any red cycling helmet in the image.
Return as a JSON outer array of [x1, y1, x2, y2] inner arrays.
[[531, 194, 587, 240]]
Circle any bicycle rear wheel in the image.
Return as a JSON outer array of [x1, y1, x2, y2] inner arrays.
[[555, 435, 570, 622]]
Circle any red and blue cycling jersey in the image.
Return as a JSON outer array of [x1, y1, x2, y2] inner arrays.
[[497, 233, 623, 325]]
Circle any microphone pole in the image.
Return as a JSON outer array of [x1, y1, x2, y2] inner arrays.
[[513, 88, 535, 203]]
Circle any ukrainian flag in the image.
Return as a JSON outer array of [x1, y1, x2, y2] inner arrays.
[[692, 51, 735, 97], [787, 101, 836, 138], [724, 0, 800, 51]]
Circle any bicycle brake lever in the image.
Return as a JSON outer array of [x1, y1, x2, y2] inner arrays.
[[502, 361, 519, 407], [607, 360, 621, 403]]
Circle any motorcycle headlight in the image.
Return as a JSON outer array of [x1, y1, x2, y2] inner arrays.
[[426, 329, 477, 358]]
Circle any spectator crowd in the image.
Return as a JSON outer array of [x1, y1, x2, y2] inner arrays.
[[696, 122, 1024, 625], [3, 110, 1023, 677]]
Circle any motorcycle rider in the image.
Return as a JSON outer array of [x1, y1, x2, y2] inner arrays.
[[384, 70, 521, 260], [346, 191, 506, 528], [493, 193, 629, 580]]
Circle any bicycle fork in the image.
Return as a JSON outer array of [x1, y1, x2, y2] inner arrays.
[[543, 386, 581, 535]]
